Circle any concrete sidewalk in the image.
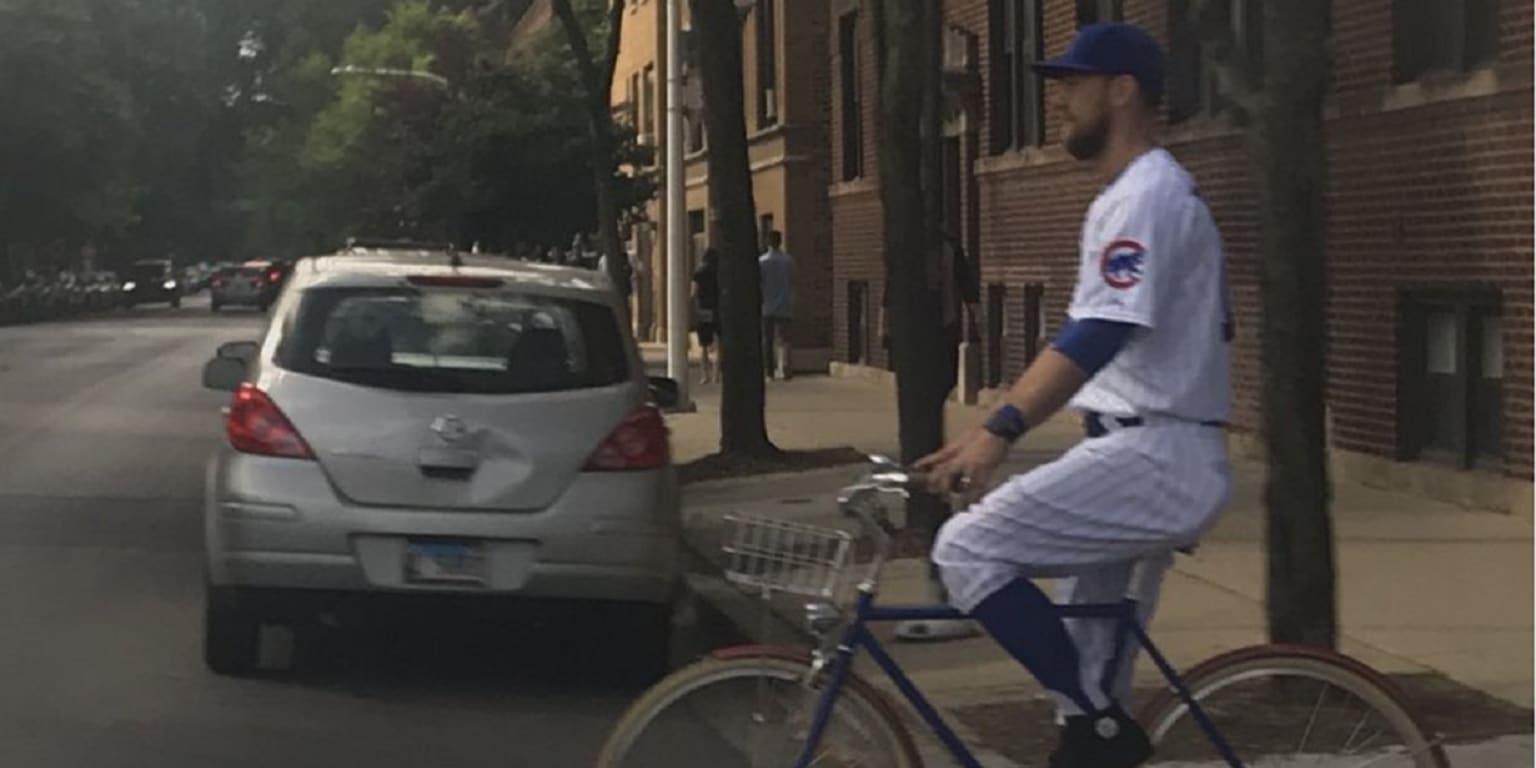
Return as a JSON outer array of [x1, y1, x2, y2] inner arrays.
[[653, 354, 1533, 764]]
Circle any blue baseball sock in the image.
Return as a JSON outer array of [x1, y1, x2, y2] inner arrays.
[[969, 578, 1106, 715]]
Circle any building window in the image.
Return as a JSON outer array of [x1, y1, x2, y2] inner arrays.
[[986, 284, 1006, 386], [685, 111, 706, 154], [837, 12, 863, 181], [1393, 0, 1500, 83], [1076, 0, 1123, 26], [1167, 0, 1263, 124], [687, 209, 707, 270], [626, 73, 641, 131], [640, 64, 657, 143], [1022, 283, 1046, 366], [848, 281, 871, 364], [1399, 290, 1503, 468], [756, 0, 779, 128], [989, 0, 1044, 154]]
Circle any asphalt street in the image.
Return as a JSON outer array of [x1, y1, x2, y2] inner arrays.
[[0, 295, 710, 767]]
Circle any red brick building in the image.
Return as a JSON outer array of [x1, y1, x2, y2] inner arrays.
[[828, 0, 1532, 507]]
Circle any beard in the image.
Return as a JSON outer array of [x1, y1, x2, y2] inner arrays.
[[1065, 114, 1110, 161]]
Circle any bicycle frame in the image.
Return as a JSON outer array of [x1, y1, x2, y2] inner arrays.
[[793, 588, 1247, 768]]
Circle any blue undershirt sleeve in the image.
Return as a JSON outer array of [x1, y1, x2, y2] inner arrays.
[[1051, 318, 1136, 375]]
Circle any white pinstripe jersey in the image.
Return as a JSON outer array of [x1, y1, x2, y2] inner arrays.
[[1067, 148, 1232, 423]]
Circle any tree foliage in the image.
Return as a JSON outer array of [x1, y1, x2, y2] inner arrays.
[[0, 0, 653, 274]]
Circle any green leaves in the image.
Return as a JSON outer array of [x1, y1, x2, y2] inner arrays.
[[0, 0, 137, 245], [0, 0, 653, 269]]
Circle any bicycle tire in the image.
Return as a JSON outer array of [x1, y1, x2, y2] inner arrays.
[[597, 646, 923, 768], [1139, 644, 1449, 767]]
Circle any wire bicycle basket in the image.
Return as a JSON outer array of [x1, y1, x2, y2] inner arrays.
[[721, 514, 856, 600]]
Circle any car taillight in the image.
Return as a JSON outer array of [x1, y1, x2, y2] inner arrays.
[[227, 384, 314, 460], [585, 405, 670, 471], [266, 270, 281, 283], [211, 277, 223, 288]]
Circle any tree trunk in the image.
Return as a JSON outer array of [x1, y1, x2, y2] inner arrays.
[[1256, 0, 1335, 648], [590, 120, 632, 306], [879, 0, 950, 542], [551, 0, 633, 304], [693, 0, 775, 456]]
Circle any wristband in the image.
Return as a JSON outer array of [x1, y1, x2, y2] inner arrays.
[[983, 404, 1029, 444]]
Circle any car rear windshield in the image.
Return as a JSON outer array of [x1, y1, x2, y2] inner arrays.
[[275, 286, 630, 394]]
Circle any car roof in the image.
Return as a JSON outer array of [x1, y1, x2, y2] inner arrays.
[[290, 249, 615, 295]]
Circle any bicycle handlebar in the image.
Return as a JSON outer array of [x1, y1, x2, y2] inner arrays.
[[836, 455, 922, 583]]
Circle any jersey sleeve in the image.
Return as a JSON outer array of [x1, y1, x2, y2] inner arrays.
[[1069, 191, 1171, 329]]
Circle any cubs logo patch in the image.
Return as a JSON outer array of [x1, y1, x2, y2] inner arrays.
[[1100, 239, 1146, 290]]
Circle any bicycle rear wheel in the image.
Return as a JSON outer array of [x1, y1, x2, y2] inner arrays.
[[1140, 645, 1449, 767], [597, 650, 921, 768]]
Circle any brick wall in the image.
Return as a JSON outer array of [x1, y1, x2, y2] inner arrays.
[[1327, 92, 1534, 477], [828, 0, 1534, 481], [1324, 0, 1534, 477], [831, 184, 887, 368], [829, 0, 887, 367], [782, 0, 835, 352]]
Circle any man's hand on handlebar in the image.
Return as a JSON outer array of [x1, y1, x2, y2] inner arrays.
[[912, 426, 1009, 505]]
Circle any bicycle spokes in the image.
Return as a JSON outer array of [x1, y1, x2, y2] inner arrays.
[[1147, 668, 1443, 767]]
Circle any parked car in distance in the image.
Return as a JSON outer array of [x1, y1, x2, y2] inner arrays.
[[5, 275, 45, 323], [93, 272, 124, 310], [198, 248, 683, 680], [123, 260, 181, 308], [210, 264, 278, 312], [184, 263, 218, 293]]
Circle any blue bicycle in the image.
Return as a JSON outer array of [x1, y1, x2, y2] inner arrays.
[[599, 458, 1448, 768]]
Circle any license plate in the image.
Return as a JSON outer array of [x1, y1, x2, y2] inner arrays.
[[405, 541, 486, 585]]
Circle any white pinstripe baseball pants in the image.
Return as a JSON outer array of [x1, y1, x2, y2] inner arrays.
[[932, 420, 1231, 713]]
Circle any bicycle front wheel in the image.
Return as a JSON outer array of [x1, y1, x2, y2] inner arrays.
[[1140, 645, 1449, 768], [597, 650, 921, 768]]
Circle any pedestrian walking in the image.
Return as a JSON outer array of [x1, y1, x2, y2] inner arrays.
[[692, 248, 721, 384], [758, 230, 796, 380]]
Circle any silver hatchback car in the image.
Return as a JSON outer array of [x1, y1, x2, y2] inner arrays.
[[200, 249, 682, 677]]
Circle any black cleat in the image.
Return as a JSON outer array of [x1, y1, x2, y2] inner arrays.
[[1047, 705, 1153, 768]]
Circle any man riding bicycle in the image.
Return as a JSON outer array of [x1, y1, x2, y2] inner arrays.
[[917, 23, 1233, 768]]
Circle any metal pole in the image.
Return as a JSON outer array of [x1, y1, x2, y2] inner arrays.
[[664, 0, 691, 408]]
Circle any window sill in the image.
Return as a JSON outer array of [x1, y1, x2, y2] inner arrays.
[[1409, 448, 1506, 475], [829, 178, 878, 198], [1162, 112, 1244, 146], [748, 122, 785, 142], [1331, 62, 1532, 119], [973, 144, 1067, 175]]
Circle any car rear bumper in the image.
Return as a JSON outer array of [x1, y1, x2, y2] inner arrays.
[[206, 452, 683, 605], [124, 289, 177, 303], [211, 291, 267, 306]]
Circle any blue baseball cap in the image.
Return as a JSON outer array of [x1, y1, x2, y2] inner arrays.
[[1033, 23, 1165, 105]]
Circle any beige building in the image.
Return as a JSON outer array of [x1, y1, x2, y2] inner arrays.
[[511, 0, 836, 366], [608, 0, 835, 369]]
